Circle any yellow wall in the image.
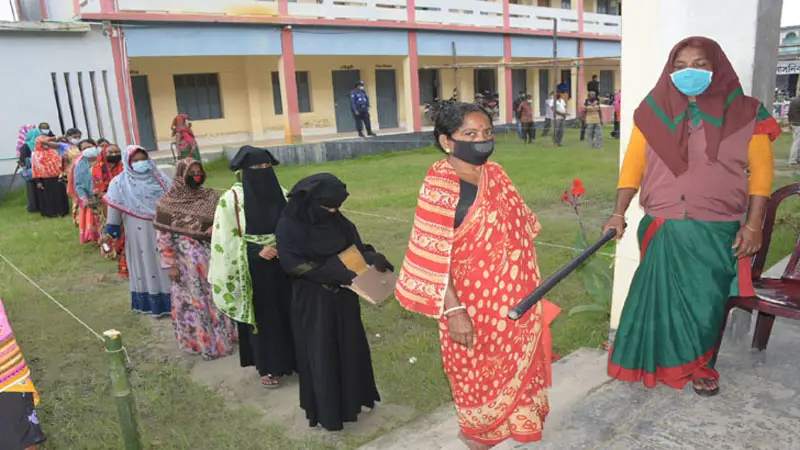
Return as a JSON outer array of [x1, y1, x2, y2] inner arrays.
[[130, 56, 271, 143]]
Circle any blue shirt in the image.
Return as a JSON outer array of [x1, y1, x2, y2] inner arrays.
[[350, 88, 370, 113]]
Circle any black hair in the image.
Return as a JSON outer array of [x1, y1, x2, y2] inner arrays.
[[96, 137, 109, 145], [65, 128, 81, 137], [77, 139, 97, 149], [592, 75, 598, 79], [432, 101, 492, 153]]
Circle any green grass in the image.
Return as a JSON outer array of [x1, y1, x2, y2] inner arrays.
[[0, 127, 794, 449]]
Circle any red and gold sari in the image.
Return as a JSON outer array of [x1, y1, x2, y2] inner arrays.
[[396, 160, 560, 445], [92, 147, 128, 277]]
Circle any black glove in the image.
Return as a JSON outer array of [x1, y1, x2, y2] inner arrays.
[[364, 251, 394, 273]]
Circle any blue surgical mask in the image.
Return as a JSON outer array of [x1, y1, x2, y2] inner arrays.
[[670, 68, 713, 96], [132, 161, 151, 173]]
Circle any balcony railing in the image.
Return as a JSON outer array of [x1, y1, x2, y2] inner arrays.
[[77, 0, 621, 37]]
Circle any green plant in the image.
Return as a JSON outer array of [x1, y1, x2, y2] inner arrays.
[[562, 179, 615, 316]]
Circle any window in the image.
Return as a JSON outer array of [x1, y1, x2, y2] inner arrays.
[[418, 69, 440, 104], [173, 73, 223, 120], [596, 0, 620, 15], [561, 0, 571, 9], [270, 71, 313, 114]]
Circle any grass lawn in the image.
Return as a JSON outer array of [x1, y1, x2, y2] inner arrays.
[[0, 127, 794, 449]]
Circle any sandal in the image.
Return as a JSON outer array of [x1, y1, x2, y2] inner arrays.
[[261, 374, 280, 389], [692, 378, 719, 397]]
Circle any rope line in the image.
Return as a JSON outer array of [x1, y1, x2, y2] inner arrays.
[[0, 253, 131, 363]]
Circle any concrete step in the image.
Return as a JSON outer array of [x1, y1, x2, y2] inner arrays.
[[357, 347, 611, 450]]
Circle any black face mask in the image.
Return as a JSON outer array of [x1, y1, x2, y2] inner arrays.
[[106, 154, 122, 164], [186, 174, 205, 188], [451, 138, 495, 166]]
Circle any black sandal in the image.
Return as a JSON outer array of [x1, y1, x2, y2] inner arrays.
[[692, 378, 719, 397]]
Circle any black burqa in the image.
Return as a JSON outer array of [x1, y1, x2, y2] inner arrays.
[[229, 145, 295, 378], [18, 144, 40, 213], [275, 173, 385, 431]]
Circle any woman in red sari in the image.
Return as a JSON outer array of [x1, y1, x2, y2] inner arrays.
[[396, 102, 560, 449], [171, 114, 201, 161], [93, 144, 128, 277]]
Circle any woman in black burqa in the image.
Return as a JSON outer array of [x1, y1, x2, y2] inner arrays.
[[275, 173, 393, 431], [230, 146, 296, 386]]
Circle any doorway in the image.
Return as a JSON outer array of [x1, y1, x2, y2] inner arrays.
[[375, 69, 398, 130], [538, 69, 550, 116], [599, 70, 614, 96], [131, 75, 157, 151], [331, 70, 362, 133], [473, 69, 497, 97], [512, 69, 527, 98]]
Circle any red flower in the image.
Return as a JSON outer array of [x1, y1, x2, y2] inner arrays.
[[561, 190, 570, 202], [571, 179, 586, 197]]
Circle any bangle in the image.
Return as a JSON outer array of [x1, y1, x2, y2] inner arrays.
[[443, 305, 467, 317], [744, 224, 758, 232], [612, 213, 625, 218]]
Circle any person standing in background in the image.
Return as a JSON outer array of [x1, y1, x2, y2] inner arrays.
[[18, 126, 40, 213], [554, 92, 568, 146], [587, 75, 600, 97], [611, 91, 621, 139], [518, 94, 536, 144], [584, 91, 604, 149], [93, 143, 128, 278], [351, 81, 377, 139], [171, 114, 201, 161], [788, 95, 800, 165], [512, 91, 526, 141], [31, 134, 70, 218], [543, 92, 554, 136]]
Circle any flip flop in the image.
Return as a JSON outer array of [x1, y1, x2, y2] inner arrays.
[[692, 378, 719, 397], [261, 374, 280, 389]]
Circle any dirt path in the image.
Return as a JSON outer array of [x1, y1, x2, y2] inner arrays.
[[144, 318, 415, 447]]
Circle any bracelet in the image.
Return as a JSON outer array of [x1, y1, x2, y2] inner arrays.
[[443, 305, 467, 317], [744, 224, 758, 232], [611, 213, 625, 218]]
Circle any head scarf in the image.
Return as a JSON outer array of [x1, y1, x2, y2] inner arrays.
[[17, 125, 35, 159], [229, 145, 285, 235], [25, 128, 42, 156], [92, 144, 124, 194], [31, 135, 62, 179], [103, 145, 171, 220], [171, 114, 193, 137], [153, 159, 219, 240], [72, 147, 100, 201], [634, 36, 761, 177], [281, 173, 354, 258]]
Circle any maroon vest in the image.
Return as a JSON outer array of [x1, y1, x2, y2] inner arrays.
[[640, 118, 755, 222]]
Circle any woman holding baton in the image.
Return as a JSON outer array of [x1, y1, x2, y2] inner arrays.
[[396, 102, 560, 449]]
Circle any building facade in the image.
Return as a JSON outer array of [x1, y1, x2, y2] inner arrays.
[[778, 25, 799, 100], [12, 0, 622, 152]]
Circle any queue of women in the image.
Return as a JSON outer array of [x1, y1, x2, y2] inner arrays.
[[4, 36, 785, 450]]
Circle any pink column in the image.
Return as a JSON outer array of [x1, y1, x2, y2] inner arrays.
[[407, 0, 415, 23], [280, 27, 302, 143], [408, 31, 421, 132], [503, 0, 510, 29], [503, 35, 513, 124], [577, 0, 584, 32], [278, 0, 289, 16], [100, 0, 115, 13], [38, 0, 48, 19], [110, 28, 135, 145], [577, 40, 585, 113]]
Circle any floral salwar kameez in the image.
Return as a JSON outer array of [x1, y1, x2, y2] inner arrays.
[[397, 160, 560, 445], [157, 232, 235, 360]]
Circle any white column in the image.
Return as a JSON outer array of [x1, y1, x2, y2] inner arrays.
[[610, 0, 783, 331]]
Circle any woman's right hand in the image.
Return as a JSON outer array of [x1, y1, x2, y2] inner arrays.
[[602, 214, 627, 240], [98, 233, 112, 246], [447, 311, 475, 349]]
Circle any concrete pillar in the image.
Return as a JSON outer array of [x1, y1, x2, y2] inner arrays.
[[609, 0, 784, 334], [403, 30, 421, 132], [243, 56, 265, 141], [278, 27, 302, 143]]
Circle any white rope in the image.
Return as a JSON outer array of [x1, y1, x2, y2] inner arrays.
[[0, 253, 131, 362]]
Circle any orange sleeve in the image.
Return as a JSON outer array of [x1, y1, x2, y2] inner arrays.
[[747, 133, 774, 198], [617, 126, 647, 190]]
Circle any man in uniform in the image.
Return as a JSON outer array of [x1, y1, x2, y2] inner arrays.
[[351, 81, 377, 138]]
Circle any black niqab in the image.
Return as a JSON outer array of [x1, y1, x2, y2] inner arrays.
[[229, 145, 286, 235], [281, 173, 355, 259]]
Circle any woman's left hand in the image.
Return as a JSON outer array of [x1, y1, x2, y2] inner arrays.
[[733, 224, 762, 259]]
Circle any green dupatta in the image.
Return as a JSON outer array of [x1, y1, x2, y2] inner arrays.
[[208, 182, 287, 325]]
